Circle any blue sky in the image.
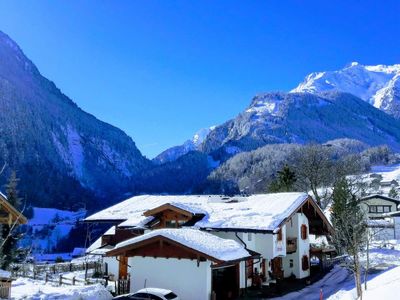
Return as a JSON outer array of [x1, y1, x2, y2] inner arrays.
[[0, 1, 399, 158]]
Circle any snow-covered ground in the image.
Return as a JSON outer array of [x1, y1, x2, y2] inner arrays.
[[11, 278, 112, 300], [327, 266, 400, 300], [277, 240, 400, 300]]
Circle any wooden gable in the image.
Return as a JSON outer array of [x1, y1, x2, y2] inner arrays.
[[297, 196, 333, 235], [281, 196, 333, 236], [0, 193, 27, 225], [107, 235, 222, 264], [101, 227, 144, 246], [143, 203, 202, 229]]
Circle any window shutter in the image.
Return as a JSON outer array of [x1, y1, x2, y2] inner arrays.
[[302, 255, 309, 271], [277, 228, 283, 241], [301, 224, 308, 240]]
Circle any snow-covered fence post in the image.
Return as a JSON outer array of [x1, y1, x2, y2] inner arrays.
[[72, 276, 76, 286], [59, 274, 62, 286], [69, 263, 72, 272], [45, 273, 48, 283]]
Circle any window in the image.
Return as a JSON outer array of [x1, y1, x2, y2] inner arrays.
[[290, 259, 294, 268], [165, 220, 177, 228], [131, 293, 163, 300], [369, 205, 392, 213], [164, 292, 178, 299], [301, 224, 308, 240], [302, 255, 309, 271], [277, 228, 283, 241]]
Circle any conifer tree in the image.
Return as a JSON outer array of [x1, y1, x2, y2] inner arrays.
[[268, 164, 297, 192], [0, 171, 24, 269], [388, 186, 398, 199], [331, 178, 367, 299]]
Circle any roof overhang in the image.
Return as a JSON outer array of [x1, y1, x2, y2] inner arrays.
[[279, 195, 334, 235], [106, 234, 257, 265], [0, 193, 27, 225], [81, 218, 126, 224], [201, 195, 334, 235], [360, 194, 400, 205], [143, 203, 192, 217]]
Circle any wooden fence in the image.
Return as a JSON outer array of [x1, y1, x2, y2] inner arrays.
[[322, 255, 348, 270], [11, 261, 105, 288], [115, 277, 130, 295], [0, 280, 11, 299]]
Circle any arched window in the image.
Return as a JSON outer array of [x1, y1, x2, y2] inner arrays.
[[301, 224, 308, 240], [302, 255, 309, 271]]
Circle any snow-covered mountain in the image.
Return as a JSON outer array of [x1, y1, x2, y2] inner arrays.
[[292, 62, 400, 118], [0, 31, 150, 209], [199, 91, 400, 159], [154, 126, 215, 164]]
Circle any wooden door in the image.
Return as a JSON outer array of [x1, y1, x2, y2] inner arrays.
[[119, 256, 128, 279], [272, 257, 283, 279]]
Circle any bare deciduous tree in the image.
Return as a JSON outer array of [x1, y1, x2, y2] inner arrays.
[[293, 145, 334, 206]]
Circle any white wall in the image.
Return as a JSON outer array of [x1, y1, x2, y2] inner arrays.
[[211, 230, 286, 260], [253, 226, 286, 259], [282, 213, 310, 279], [104, 256, 133, 280], [104, 256, 119, 279], [129, 257, 211, 300]]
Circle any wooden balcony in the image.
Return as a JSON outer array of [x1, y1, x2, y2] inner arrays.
[[286, 237, 297, 254]]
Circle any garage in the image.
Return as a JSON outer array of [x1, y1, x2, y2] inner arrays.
[[212, 264, 240, 299]]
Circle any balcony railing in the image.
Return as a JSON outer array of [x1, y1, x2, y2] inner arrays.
[[286, 237, 297, 253]]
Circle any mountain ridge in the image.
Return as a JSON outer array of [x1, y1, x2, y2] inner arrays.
[[291, 62, 400, 118], [0, 30, 150, 209]]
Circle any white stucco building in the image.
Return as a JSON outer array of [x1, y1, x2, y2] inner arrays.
[[85, 193, 333, 299]]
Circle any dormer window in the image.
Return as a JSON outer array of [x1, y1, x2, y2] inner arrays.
[[143, 203, 204, 229]]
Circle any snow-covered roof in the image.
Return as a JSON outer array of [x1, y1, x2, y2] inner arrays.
[[86, 236, 103, 254], [85, 195, 210, 225], [361, 194, 400, 203], [367, 219, 394, 227], [85, 193, 309, 232], [196, 193, 309, 232], [104, 226, 116, 235], [111, 228, 252, 262]]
